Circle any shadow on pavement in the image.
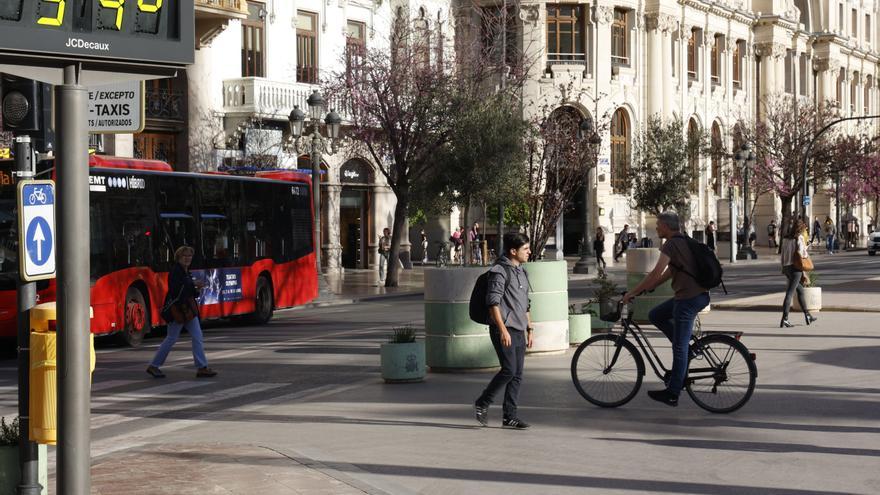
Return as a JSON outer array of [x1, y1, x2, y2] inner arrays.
[[597, 436, 880, 458], [803, 346, 880, 370]]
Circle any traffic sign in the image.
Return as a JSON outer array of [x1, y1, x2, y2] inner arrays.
[[803, 195, 811, 206], [18, 180, 56, 281], [88, 81, 144, 134]]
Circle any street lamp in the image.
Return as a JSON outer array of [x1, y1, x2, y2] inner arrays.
[[288, 90, 342, 278], [735, 143, 757, 260], [573, 117, 602, 274]]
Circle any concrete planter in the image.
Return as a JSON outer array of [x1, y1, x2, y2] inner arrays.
[[568, 314, 591, 345], [793, 287, 822, 313], [380, 340, 426, 383], [424, 267, 498, 371], [625, 248, 679, 322], [523, 260, 569, 354], [585, 302, 614, 331], [0, 446, 17, 495]]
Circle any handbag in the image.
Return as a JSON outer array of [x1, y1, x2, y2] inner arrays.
[[793, 251, 814, 272]]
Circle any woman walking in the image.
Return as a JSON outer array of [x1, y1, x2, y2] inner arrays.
[[147, 246, 217, 378], [780, 219, 818, 328], [593, 227, 607, 270]]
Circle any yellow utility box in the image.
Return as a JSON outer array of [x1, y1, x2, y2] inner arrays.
[[29, 302, 95, 445]]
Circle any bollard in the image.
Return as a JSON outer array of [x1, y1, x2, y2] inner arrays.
[[29, 303, 94, 445]]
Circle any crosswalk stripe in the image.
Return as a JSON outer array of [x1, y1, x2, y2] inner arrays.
[[90, 380, 210, 406]]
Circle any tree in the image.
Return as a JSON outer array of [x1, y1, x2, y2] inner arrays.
[[324, 5, 531, 285], [734, 94, 838, 228], [629, 115, 707, 218], [523, 87, 607, 259]]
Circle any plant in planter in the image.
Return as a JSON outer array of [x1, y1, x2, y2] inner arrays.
[[795, 271, 822, 313], [0, 416, 20, 493], [568, 304, 592, 345], [380, 325, 426, 383], [585, 272, 620, 331]]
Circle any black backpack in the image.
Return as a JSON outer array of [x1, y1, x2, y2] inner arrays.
[[672, 236, 727, 294], [469, 265, 512, 325]]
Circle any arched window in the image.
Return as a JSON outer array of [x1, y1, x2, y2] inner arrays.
[[864, 75, 872, 114], [610, 109, 630, 194], [688, 118, 700, 193], [711, 122, 723, 196]]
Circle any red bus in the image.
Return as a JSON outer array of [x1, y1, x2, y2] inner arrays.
[[0, 155, 317, 346]]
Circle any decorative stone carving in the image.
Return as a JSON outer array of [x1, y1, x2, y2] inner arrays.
[[645, 13, 677, 33], [813, 58, 841, 73], [679, 25, 694, 40], [754, 42, 786, 60], [596, 6, 614, 25], [726, 37, 738, 53], [519, 4, 540, 26]]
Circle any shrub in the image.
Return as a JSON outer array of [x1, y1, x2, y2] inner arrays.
[[390, 326, 417, 343], [0, 417, 19, 446]]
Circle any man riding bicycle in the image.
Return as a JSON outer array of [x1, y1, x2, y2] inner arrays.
[[622, 211, 709, 407]]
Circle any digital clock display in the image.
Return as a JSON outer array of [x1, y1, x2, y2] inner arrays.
[[0, 0, 193, 67]]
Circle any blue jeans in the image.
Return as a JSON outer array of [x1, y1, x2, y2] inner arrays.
[[150, 317, 209, 369], [826, 234, 834, 252], [648, 293, 710, 396]]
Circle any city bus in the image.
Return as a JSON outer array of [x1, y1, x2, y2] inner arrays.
[[0, 155, 317, 346]]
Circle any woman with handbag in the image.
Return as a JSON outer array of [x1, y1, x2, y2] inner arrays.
[[780, 219, 818, 328], [146, 246, 217, 378]]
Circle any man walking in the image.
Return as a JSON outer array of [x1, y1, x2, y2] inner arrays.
[[767, 219, 778, 248], [377, 227, 391, 284], [614, 224, 630, 262], [810, 217, 822, 245], [623, 212, 710, 407], [474, 233, 533, 429]]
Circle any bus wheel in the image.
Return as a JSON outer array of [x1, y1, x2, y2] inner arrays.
[[252, 276, 274, 324], [120, 287, 149, 347]]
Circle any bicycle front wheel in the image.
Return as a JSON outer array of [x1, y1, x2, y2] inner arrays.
[[571, 334, 644, 408], [686, 334, 757, 413]]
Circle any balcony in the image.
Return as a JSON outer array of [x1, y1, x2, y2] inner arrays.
[[222, 78, 351, 122], [195, 0, 249, 48], [146, 88, 185, 122]]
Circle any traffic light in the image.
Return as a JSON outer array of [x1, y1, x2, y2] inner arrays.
[[0, 74, 54, 152], [1, 74, 51, 132]]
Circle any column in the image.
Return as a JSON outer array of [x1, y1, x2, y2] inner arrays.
[[646, 15, 663, 117], [325, 183, 343, 271], [594, 6, 615, 84], [661, 27, 674, 117]]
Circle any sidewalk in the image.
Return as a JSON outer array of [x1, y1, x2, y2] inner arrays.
[[714, 277, 880, 312]]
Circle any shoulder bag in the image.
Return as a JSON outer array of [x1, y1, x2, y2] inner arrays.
[[792, 242, 814, 272]]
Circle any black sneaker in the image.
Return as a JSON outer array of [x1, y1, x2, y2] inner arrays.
[[647, 389, 679, 407], [474, 402, 488, 427], [502, 417, 531, 429]]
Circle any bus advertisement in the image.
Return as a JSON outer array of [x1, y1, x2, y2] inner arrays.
[[0, 155, 317, 346]]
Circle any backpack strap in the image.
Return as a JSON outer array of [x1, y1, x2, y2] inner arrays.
[[668, 236, 728, 294]]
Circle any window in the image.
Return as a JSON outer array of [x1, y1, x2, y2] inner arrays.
[[297, 12, 318, 83], [546, 5, 586, 64], [688, 119, 700, 193], [610, 109, 629, 194], [711, 123, 723, 196], [241, 3, 265, 77], [436, 15, 445, 69], [199, 179, 243, 268], [155, 177, 197, 271], [611, 8, 629, 65], [482, 5, 518, 65], [852, 9, 858, 38], [671, 31, 677, 78], [836, 68, 844, 104], [414, 10, 430, 70], [851, 73, 858, 115], [710, 35, 721, 85], [865, 76, 872, 114], [799, 53, 808, 96], [784, 50, 793, 94], [687, 29, 699, 80], [839, 3, 845, 32], [345, 20, 366, 82], [867, 15, 872, 44], [732, 40, 743, 88]]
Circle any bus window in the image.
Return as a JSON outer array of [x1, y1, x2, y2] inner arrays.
[[199, 179, 242, 268], [155, 177, 197, 269], [290, 184, 312, 259], [0, 186, 18, 291], [243, 182, 275, 261]]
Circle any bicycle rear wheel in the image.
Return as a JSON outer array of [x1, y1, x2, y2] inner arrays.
[[571, 334, 644, 408], [686, 334, 757, 413]]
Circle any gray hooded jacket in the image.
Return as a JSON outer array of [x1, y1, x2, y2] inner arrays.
[[485, 256, 531, 332]]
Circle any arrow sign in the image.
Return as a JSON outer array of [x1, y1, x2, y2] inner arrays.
[[18, 180, 56, 281]]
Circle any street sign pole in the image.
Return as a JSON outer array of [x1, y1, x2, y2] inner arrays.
[[14, 136, 41, 495], [55, 64, 91, 495]]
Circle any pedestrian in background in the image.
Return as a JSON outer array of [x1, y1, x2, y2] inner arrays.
[[705, 221, 717, 252], [420, 229, 428, 264], [613, 224, 629, 262], [147, 246, 217, 379], [469, 222, 483, 265], [779, 219, 818, 328], [593, 227, 607, 270], [824, 216, 836, 254], [474, 233, 534, 429], [748, 223, 757, 250], [810, 217, 822, 245], [378, 227, 391, 284], [767, 219, 777, 248]]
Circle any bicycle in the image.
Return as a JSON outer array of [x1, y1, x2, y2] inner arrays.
[[434, 241, 450, 267], [571, 295, 757, 413], [29, 187, 47, 205]]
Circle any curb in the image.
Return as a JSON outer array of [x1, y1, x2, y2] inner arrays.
[[291, 290, 425, 310], [713, 303, 880, 313]]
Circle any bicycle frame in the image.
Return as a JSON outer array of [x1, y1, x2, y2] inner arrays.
[[611, 316, 670, 381]]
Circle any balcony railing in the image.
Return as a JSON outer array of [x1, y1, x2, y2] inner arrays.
[[223, 77, 352, 122], [195, 0, 248, 16]]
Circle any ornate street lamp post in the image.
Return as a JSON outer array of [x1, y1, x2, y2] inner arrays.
[[288, 90, 342, 277], [573, 118, 602, 274], [735, 143, 757, 260]]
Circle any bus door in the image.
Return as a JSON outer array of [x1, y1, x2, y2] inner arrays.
[[154, 176, 198, 270], [196, 178, 244, 315]]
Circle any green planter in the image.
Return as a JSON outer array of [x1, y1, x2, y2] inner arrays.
[[380, 340, 426, 383], [0, 446, 18, 495], [568, 314, 591, 345], [523, 260, 569, 353], [586, 303, 614, 331]]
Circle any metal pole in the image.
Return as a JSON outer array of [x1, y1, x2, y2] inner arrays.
[[311, 129, 322, 274], [497, 0, 507, 261], [835, 173, 841, 249], [56, 64, 91, 495], [14, 136, 41, 495], [729, 185, 737, 263], [497, 204, 504, 258]]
